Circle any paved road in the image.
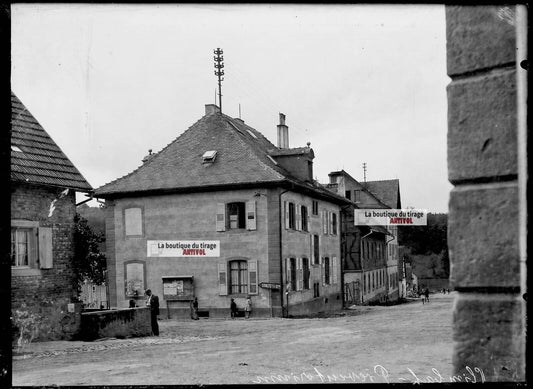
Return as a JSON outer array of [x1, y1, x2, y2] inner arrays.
[[12, 293, 459, 385]]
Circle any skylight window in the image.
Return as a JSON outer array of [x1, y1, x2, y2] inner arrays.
[[246, 129, 258, 139], [11, 145, 23, 153], [202, 150, 217, 163]]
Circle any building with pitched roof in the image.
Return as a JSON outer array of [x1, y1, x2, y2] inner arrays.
[[95, 105, 350, 317], [327, 170, 401, 305], [11, 92, 93, 340]]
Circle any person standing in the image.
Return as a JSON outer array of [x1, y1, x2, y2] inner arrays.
[[245, 296, 252, 319], [145, 289, 159, 336], [424, 288, 430, 303], [230, 298, 237, 319], [191, 297, 199, 320]]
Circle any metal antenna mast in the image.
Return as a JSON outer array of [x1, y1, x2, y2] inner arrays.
[[362, 162, 367, 182], [213, 48, 224, 113]]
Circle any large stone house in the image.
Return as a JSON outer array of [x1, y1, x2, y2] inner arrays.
[[11, 92, 93, 340], [94, 105, 350, 318], [326, 170, 401, 305]]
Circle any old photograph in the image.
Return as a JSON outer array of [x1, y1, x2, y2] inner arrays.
[[8, 3, 526, 385]]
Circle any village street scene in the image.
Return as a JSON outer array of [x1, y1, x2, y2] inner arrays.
[[6, 4, 526, 386], [13, 293, 459, 386]]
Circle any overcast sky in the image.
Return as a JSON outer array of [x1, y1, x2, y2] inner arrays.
[[11, 4, 452, 212]]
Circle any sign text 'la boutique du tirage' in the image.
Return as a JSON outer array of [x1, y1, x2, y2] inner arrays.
[[354, 209, 427, 226], [147, 241, 220, 257]]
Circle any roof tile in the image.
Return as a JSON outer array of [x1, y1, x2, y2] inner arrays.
[[10, 92, 93, 192]]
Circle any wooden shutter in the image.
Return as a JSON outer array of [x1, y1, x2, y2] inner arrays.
[[286, 258, 291, 290], [321, 257, 325, 285], [333, 256, 338, 284], [284, 201, 289, 230], [296, 257, 302, 291], [218, 263, 227, 295], [216, 203, 226, 231], [328, 212, 333, 235], [38, 227, 53, 269], [296, 205, 301, 231], [309, 235, 314, 265], [248, 260, 258, 294], [246, 201, 257, 230], [322, 210, 327, 234]]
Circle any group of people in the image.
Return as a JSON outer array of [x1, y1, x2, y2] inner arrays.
[[142, 290, 254, 336], [230, 297, 252, 319]]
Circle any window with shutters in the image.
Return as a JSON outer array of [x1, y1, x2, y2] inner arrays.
[[11, 220, 52, 273], [229, 260, 248, 294], [219, 259, 258, 296], [301, 205, 308, 232], [228, 202, 246, 229], [217, 201, 257, 231]]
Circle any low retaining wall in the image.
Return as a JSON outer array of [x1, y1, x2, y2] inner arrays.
[[77, 307, 151, 341]]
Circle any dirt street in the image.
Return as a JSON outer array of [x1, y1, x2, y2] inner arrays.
[[12, 293, 466, 385]]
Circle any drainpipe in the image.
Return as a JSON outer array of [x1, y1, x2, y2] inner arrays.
[[278, 188, 290, 318]]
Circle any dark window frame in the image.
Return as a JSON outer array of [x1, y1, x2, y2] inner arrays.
[[229, 259, 249, 294], [227, 202, 246, 230]]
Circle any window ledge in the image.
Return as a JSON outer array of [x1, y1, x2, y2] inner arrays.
[[12, 268, 42, 277]]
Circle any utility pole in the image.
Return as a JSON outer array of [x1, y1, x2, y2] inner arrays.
[[362, 162, 367, 182], [213, 48, 224, 113]]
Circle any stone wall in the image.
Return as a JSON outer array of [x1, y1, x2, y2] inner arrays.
[[11, 182, 81, 341], [445, 6, 526, 381], [78, 307, 151, 341]]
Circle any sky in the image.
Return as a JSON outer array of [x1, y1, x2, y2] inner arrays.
[[11, 4, 452, 212]]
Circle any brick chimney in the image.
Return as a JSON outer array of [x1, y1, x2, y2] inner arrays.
[[277, 113, 289, 149], [205, 104, 220, 116]]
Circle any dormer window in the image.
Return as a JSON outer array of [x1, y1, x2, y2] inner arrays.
[[202, 150, 217, 163], [11, 145, 23, 153]]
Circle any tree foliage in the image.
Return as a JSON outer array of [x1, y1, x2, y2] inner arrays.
[[73, 213, 107, 285], [399, 213, 449, 278]]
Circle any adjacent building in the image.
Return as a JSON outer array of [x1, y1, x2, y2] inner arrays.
[[94, 105, 350, 318], [326, 170, 401, 305], [11, 92, 93, 340]]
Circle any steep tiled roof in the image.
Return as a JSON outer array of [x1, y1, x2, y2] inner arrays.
[[11, 92, 93, 192], [95, 111, 349, 205], [363, 179, 401, 209]]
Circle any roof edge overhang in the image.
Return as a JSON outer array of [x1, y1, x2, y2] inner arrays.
[[95, 179, 352, 206], [12, 178, 94, 193]]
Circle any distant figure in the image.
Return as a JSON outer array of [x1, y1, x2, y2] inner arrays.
[[230, 298, 237, 319], [190, 297, 199, 320], [129, 299, 137, 308], [245, 296, 252, 319], [424, 288, 430, 303], [145, 289, 160, 336], [447, 288, 450, 294]]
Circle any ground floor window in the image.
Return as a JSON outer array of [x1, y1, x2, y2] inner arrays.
[[324, 257, 330, 285], [302, 258, 310, 290], [11, 228, 30, 267], [313, 282, 320, 297], [230, 260, 248, 294], [288, 258, 296, 291]]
